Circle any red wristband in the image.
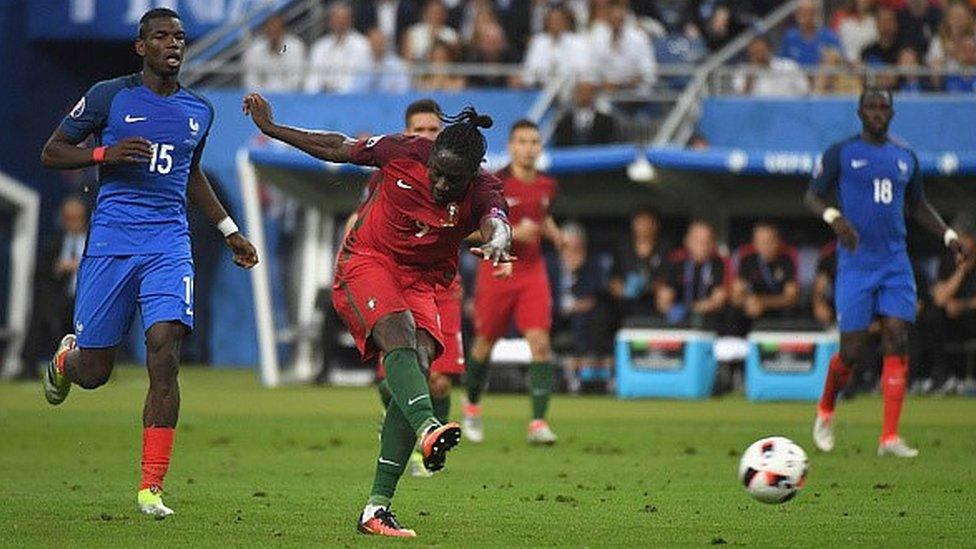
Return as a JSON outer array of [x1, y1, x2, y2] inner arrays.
[[92, 146, 107, 164]]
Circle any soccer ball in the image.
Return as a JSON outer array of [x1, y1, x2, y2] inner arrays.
[[738, 436, 808, 504]]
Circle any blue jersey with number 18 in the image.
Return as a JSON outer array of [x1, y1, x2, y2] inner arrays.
[[809, 135, 924, 269], [59, 73, 214, 258]]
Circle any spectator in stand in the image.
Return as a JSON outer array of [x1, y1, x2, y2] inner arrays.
[[897, 46, 929, 92], [353, 0, 420, 52], [403, 0, 459, 62], [553, 80, 616, 146], [931, 219, 976, 393], [812, 241, 838, 328], [19, 196, 88, 379], [243, 15, 306, 92], [416, 40, 466, 91], [780, 0, 843, 67], [927, 2, 974, 69], [588, 1, 657, 91], [465, 22, 519, 88], [458, 0, 499, 42], [862, 7, 903, 65], [944, 36, 976, 92], [352, 27, 411, 93], [519, 5, 590, 88], [656, 220, 730, 330], [833, 0, 879, 61], [305, 1, 372, 93], [608, 208, 670, 320], [897, 0, 942, 58], [813, 48, 864, 93], [733, 35, 810, 96], [731, 222, 800, 328], [683, 1, 748, 50], [554, 223, 610, 392]]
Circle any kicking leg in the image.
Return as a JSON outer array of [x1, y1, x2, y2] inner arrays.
[[813, 330, 868, 452], [137, 321, 185, 517]]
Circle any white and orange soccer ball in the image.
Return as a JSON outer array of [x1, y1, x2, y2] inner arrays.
[[738, 436, 808, 504]]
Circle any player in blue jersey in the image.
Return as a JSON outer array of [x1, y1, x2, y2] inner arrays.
[[39, 8, 258, 517], [806, 88, 967, 458]]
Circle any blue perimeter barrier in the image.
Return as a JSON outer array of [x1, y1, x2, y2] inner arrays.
[[249, 143, 976, 177]]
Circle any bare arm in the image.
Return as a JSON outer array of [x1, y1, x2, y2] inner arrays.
[[41, 129, 152, 170], [187, 165, 259, 269], [693, 286, 728, 314], [805, 188, 859, 251], [243, 92, 355, 163], [909, 197, 952, 243], [812, 273, 834, 325], [756, 281, 800, 310], [543, 215, 563, 248]]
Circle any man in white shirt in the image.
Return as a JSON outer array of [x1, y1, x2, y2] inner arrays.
[[243, 15, 306, 92], [520, 5, 590, 88], [305, 1, 373, 93], [733, 35, 810, 96], [588, 2, 657, 91], [403, 0, 459, 61], [353, 27, 411, 93]]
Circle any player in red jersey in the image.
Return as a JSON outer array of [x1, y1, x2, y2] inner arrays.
[[346, 99, 468, 478], [244, 93, 513, 538], [463, 119, 563, 445]]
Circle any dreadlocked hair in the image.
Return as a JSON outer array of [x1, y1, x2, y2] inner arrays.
[[434, 106, 494, 173]]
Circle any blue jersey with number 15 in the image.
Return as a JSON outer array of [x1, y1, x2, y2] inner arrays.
[[809, 135, 924, 269], [59, 73, 214, 258]]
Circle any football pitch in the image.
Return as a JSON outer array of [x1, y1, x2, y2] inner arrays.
[[2, 368, 975, 547]]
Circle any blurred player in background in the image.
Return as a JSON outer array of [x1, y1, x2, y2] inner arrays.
[[464, 119, 562, 446], [40, 8, 258, 517], [346, 99, 466, 478], [244, 93, 512, 537], [807, 88, 967, 458]]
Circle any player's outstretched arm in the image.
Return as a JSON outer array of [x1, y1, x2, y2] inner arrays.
[[472, 215, 515, 266], [187, 166, 259, 269], [41, 129, 152, 170], [243, 92, 354, 163]]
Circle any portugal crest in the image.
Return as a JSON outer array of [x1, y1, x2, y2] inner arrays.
[[441, 202, 459, 227]]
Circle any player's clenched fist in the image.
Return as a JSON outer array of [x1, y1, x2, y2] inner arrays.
[[105, 137, 153, 164], [226, 232, 259, 269], [242, 92, 273, 132], [830, 216, 859, 251]]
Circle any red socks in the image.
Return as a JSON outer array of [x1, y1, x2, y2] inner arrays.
[[140, 427, 175, 490], [881, 355, 908, 443], [818, 353, 853, 416]]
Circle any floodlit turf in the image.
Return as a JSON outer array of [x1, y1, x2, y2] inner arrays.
[[2, 368, 976, 547]]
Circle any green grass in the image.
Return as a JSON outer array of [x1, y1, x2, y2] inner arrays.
[[2, 368, 976, 547]]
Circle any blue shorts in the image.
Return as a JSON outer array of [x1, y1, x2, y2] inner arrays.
[[835, 259, 916, 333], [74, 253, 194, 348]]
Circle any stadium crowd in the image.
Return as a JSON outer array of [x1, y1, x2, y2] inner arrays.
[[241, 0, 976, 99]]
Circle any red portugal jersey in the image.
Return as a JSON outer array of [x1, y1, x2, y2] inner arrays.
[[495, 167, 557, 268], [344, 134, 507, 286]]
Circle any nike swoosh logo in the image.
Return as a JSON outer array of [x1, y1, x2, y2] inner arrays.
[[850, 160, 867, 169], [396, 179, 413, 190], [124, 115, 147, 123], [407, 394, 429, 406], [378, 457, 401, 467]]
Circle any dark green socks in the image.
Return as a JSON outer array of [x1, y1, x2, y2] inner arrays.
[[465, 355, 489, 405], [369, 401, 415, 505], [384, 348, 437, 436], [529, 361, 553, 420]]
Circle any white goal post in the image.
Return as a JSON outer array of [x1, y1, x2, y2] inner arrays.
[[0, 170, 40, 379]]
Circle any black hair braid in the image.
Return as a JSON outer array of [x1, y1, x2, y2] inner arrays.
[[434, 106, 494, 173]]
